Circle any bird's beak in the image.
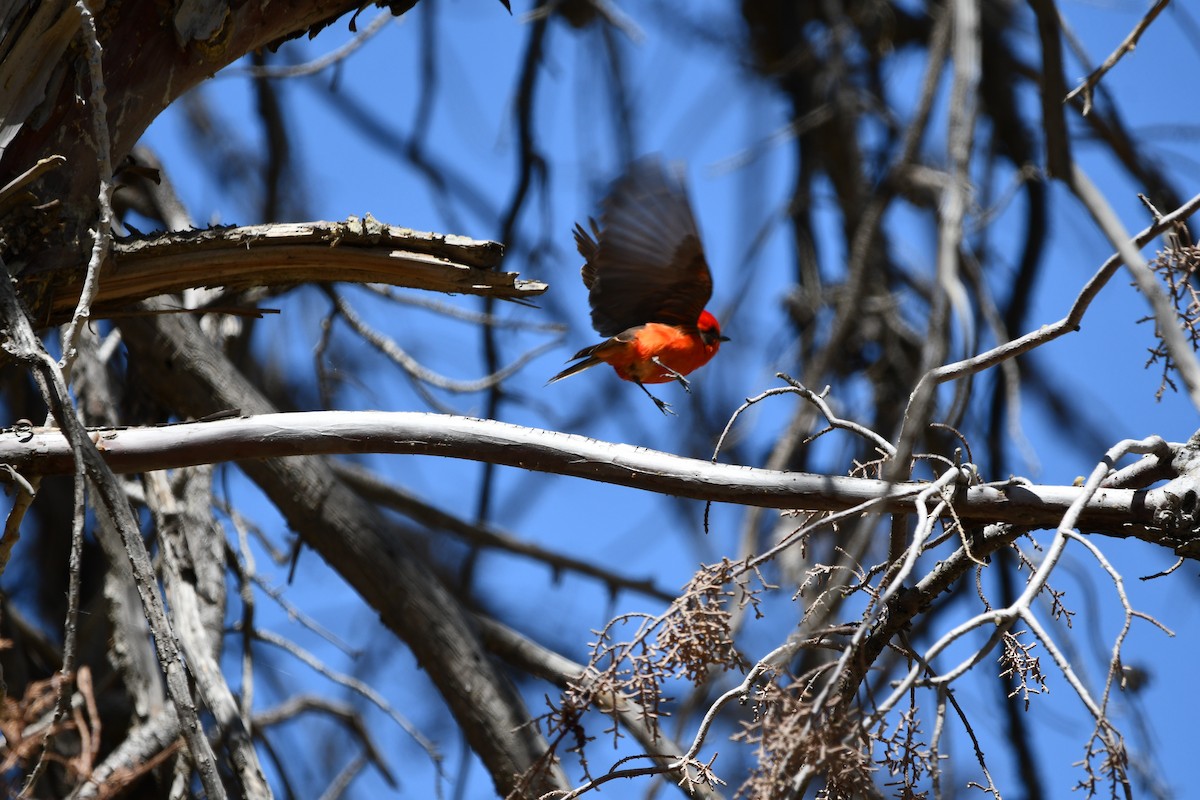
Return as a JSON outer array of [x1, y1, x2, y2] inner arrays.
[[719, 335, 731, 342]]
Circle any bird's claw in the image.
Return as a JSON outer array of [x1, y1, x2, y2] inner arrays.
[[637, 381, 676, 416], [652, 357, 691, 393], [652, 396, 676, 416]]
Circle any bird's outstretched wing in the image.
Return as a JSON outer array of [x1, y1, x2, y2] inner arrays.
[[576, 158, 713, 339]]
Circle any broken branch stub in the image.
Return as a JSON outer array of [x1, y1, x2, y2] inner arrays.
[[26, 215, 546, 324]]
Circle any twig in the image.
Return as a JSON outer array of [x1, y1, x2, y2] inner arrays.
[[0, 464, 36, 577], [477, 2, 550, 523], [893, 0, 981, 488], [365, 285, 566, 332], [1065, 0, 1172, 115], [1059, 527, 1172, 786], [253, 695, 397, 789], [0, 155, 66, 214], [317, 754, 367, 800], [1068, 164, 1200, 411], [231, 518, 258, 723], [59, 0, 115, 374], [674, 640, 800, 765], [334, 461, 675, 601], [0, 259, 225, 799], [329, 288, 561, 393], [227, 544, 359, 657], [524, 0, 645, 42], [777, 375, 896, 455], [236, 10, 397, 80], [913, 188, 1200, 402], [20, 415, 86, 797], [250, 628, 442, 770], [20, 78, 96, 776], [544, 758, 711, 800], [70, 709, 183, 800]]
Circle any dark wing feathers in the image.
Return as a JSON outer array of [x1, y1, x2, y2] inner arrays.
[[576, 158, 713, 338], [574, 220, 600, 273]]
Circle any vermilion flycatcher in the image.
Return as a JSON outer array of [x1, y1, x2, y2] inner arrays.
[[548, 158, 728, 415]]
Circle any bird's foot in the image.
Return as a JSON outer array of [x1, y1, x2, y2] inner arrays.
[[638, 382, 676, 416], [652, 358, 691, 393], [652, 395, 681, 417], [651, 395, 676, 416]]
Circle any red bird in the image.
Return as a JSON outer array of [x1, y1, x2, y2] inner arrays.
[[549, 159, 728, 415]]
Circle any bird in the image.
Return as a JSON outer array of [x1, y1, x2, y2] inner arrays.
[[548, 158, 728, 415]]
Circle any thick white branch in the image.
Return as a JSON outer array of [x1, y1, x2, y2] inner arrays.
[[0, 411, 1183, 535]]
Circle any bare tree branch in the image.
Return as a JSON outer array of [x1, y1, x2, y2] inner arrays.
[[334, 460, 675, 600], [0, 260, 225, 799], [116, 304, 569, 798], [23, 218, 544, 324], [149, 469, 270, 798], [0, 411, 1192, 538], [1065, 0, 1171, 115]]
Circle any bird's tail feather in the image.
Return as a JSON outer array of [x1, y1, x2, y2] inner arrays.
[[546, 356, 603, 385]]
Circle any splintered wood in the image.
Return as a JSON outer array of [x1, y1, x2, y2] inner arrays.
[[34, 215, 547, 323]]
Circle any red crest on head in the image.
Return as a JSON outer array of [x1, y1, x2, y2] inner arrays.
[[697, 310, 720, 333]]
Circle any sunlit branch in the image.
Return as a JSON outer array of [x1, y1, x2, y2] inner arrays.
[[27, 217, 546, 325], [0, 411, 1187, 537], [915, 188, 1200, 398]]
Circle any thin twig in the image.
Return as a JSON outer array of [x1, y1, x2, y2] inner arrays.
[[914, 189, 1200, 400], [1069, 165, 1200, 410], [334, 461, 674, 601], [0, 259, 226, 800], [60, 0, 115, 374], [0, 155, 66, 212], [1065, 0, 1172, 115], [29, 18, 125, 774], [366, 285, 566, 332], [893, 0, 981, 491], [330, 288, 561, 393], [231, 518, 258, 723], [477, 2, 550, 524], [236, 10, 397, 80], [0, 465, 36, 578], [250, 628, 442, 770], [674, 640, 800, 765], [253, 695, 396, 789], [21, 423, 87, 796]]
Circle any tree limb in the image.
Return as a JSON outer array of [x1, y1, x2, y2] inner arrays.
[[0, 411, 1192, 540], [0, 261, 226, 799], [116, 305, 568, 799], [25, 217, 544, 324]]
